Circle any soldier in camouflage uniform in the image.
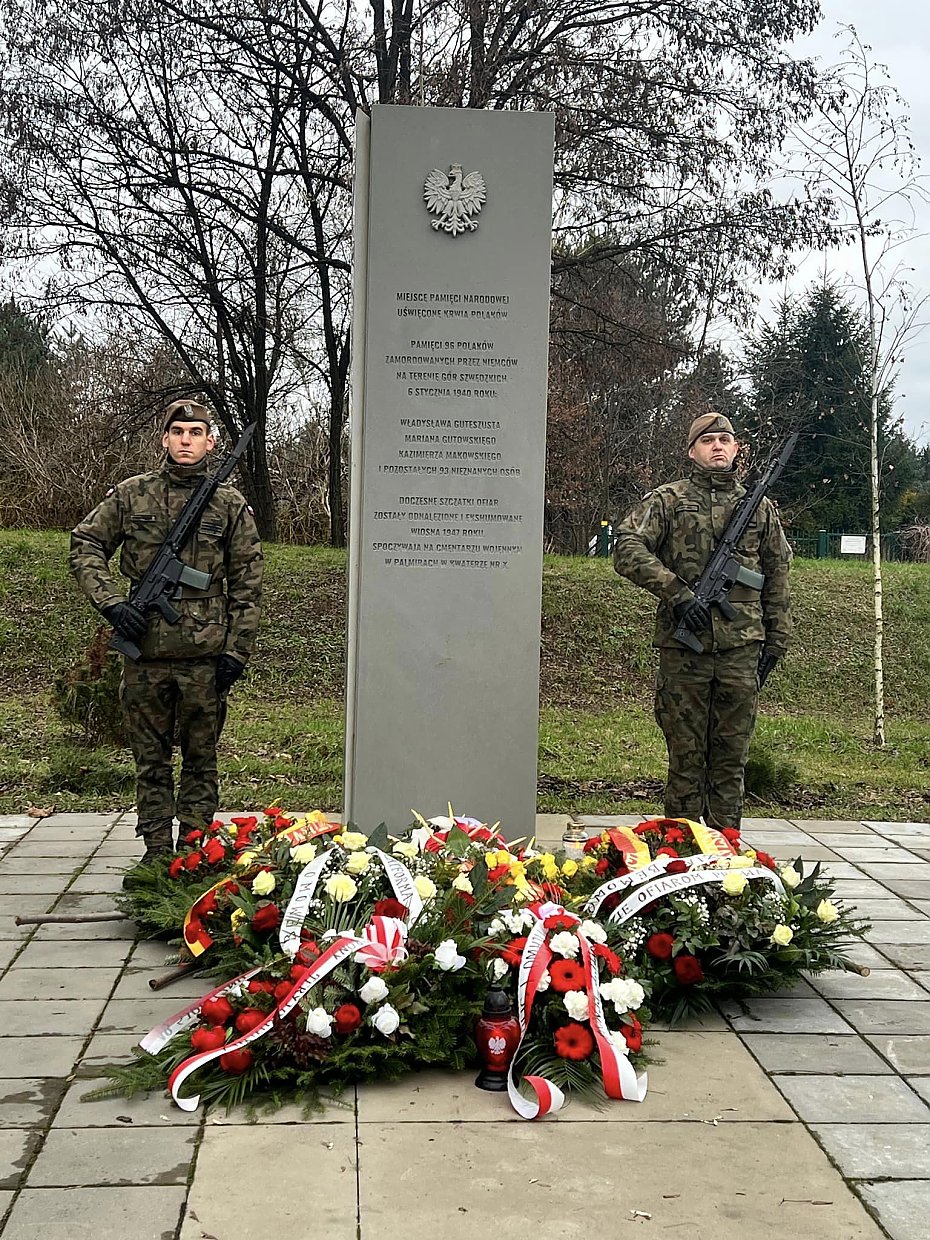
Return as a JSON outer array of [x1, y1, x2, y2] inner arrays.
[[70, 401, 263, 861], [613, 413, 791, 830]]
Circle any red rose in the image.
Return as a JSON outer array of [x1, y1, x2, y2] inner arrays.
[[656, 846, 679, 859], [543, 913, 577, 933], [583, 835, 601, 854], [183, 851, 203, 871], [289, 963, 309, 982], [231, 815, 258, 829], [168, 857, 185, 880], [595, 858, 611, 876], [333, 1003, 363, 1035], [756, 850, 777, 870], [224, 881, 240, 896], [500, 936, 527, 967], [190, 1024, 227, 1053], [203, 838, 226, 866], [207, 819, 225, 833], [665, 859, 688, 875], [296, 943, 320, 968], [247, 979, 276, 995], [264, 805, 283, 817], [201, 996, 234, 1025], [549, 959, 587, 993], [184, 829, 204, 845], [553, 1022, 595, 1061], [620, 1015, 643, 1053], [593, 943, 623, 976], [273, 815, 292, 830], [273, 980, 294, 1003], [195, 890, 218, 917], [234, 1009, 267, 1034], [251, 903, 282, 934], [374, 898, 408, 919], [672, 954, 704, 985], [646, 932, 675, 961], [219, 1047, 254, 1074], [722, 828, 742, 846]]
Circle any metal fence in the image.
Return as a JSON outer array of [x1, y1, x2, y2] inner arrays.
[[588, 523, 910, 561]]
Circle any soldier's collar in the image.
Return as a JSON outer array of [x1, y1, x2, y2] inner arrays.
[[688, 464, 740, 489], [161, 456, 210, 485]]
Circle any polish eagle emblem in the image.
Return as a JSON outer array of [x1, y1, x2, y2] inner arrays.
[[423, 163, 487, 236]]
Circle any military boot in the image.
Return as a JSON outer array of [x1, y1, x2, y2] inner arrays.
[[123, 821, 175, 889]]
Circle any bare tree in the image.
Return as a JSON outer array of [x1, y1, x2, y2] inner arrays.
[[795, 28, 929, 746]]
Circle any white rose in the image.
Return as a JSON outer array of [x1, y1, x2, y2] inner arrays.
[[371, 1003, 400, 1036], [579, 919, 608, 944], [290, 842, 317, 865], [338, 831, 369, 851], [434, 939, 466, 972], [346, 851, 371, 875], [359, 976, 390, 1003], [816, 899, 840, 923], [392, 841, 418, 859], [780, 866, 801, 889], [549, 931, 580, 958], [490, 958, 509, 981], [563, 989, 590, 1021], [413, 875, 437, 902], [251, 870, 276, 897], [451, 873, 473, 894], [305, 1006, 332, 1037]]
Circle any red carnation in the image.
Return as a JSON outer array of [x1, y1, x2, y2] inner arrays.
[[543, 913, 577, 933], [201, 996, 234, 1025], [296, 942, 320, 967], [756, 850, 777, 870], [722, 828, 741, 846], [273, 980, 294, 1003], [264, 805, 283, 817], [595, 858, 611, 877], [251, 903, 282, 934], [203, 838, 226, 866], [224, 881, 240, 896], [656, 846, 679, 859], [583, 835, 601, 854], [620, 1015, 643, 1053], [274, 815, 292, 830], [190, 1024, 227, 1053], [289, 963, 309, 982], [646, 932, 675, 960], [672, 954, 704, 985], [500, 936, 527, 967], [554, 1022, 595, 1061], [183, 918, 207, 947], [184, 829, 204, 845], [207, 819, 225, 833], [549, 959, 587, 993], [664, 827, 686, 844], [665, 859, 688, 875], [183, 851, 203, 871], [374, 898, 408, 919], [219, 1047, 254, 1074], [231, 815, 258, 829], [593, 943, 623, 976], [168, 857, 185, 880], [333, 1003, 363, 1035], [487, 864, 510, 883], [234, 1009, 266, 1035]]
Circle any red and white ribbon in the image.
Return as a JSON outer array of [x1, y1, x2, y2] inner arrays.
[[606, 865, 784, 926], [139, 967, 263, 1055], [353, 916, 408, 971]]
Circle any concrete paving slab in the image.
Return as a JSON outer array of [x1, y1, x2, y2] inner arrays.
[[97, 997, 198, 1034], [810, 1122, 930, 1178], [0, 1037, 89, 1078], [819, 863, 873, 881], [0, 1185, 188, 1240], [27, 1126, 196, 1186], [824, 880, 890, 898], [865, 921, 930, 945], [0, 1128, 40, 1190], [904, 1077, 930, 1105], [857, 1180, 930, 1240], [66, 873, 125, 894], [739, 831, 815, 846], [741, 1033, 894, 1075], [13, 939, 133, 970], [93, 842, 143, 858], [0, 857, 81, 875], [865, 1035, 930, 1073], [0, 998, 104, 1037], [0, 942, 20, 970], [871, 944, 930, 970], [8, 840, 99, 858], [792, 819, 870, 831], [53, 1077, 198, 1128], [0, 966, 120, 1001], [110, 968, 210, 1002], [207, 1094, 356, 1125], [809, 834, 887, 848], [834, 1000, 930, 1035], [53, 893, 123, 915], [807, 970, 928, 1001], [0, 1076, 67, 1126], [836, 898, 924, 920], [743, 817, 799, 828], [31, 919, 135, 941], [843, 848, 928, 865], [0, 816, 34, 830], [127, 941, 178, 969], [871, 879, 930, 900], [720, 996, 854, 1034], [75, 1033, 147, 1074], [647, 1009, 729, 1032], [0, 876, 72, 895], [865, 821, 930, 836], [35, 814, 119, 829], [860, 863, 930, 882], [836, 941, 897, 969], [180, 1124, 357, 1240], [773, 1074, 930, 1123], [356, 1120, 884, 1240]]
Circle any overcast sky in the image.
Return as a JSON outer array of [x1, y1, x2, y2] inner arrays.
[[764, 1, 930, 446]]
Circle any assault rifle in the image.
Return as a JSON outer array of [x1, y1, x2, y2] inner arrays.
[[109, 423, 256, 661], [673, 431, 798, 654]]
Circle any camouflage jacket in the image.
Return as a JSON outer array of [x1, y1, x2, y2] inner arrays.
[[613, 465, 791, 655], [69, 458, 264, 662]]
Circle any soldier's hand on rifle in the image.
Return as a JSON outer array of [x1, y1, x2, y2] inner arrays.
[[757, 649, 780, 689], [672, 595, 711, 633], [216, 654, 246, 694], [102, 602, 148, 643]]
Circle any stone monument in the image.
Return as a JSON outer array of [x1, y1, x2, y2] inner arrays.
[[345, 104, 555, 833]]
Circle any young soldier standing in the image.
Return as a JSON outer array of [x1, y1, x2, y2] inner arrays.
[[613, 413, 791, 830], [70, 401, 263, 861]]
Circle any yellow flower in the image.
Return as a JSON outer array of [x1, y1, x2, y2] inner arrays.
[[324, 874, 358, 902], [771, 924, 794, 946], [414, 875, 437, 901], [561, 859, 578, 878], [484, 851, 499, 868], [346, 851, 371, 875], [496, 848, 513, 866], [236, 850, 256, 868], [251, 870, 276, 897], [816, 899, 839, 923], [393, 842, 418, 860], [509, 860, 527, 880], [290, 842, 317, 865], [537, 852, 556, 869], [338, 830, 368, 852], [542, 861, 560, 881], [580, 855, 597, 870], [721, 871, 748, 896], [780, 866, 801, 889], [230, 908, 247, 932], [744, 848, 758, 860], [452, 873, 473, 894], [727, 855, 753, 869]]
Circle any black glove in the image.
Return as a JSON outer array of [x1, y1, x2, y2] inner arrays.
[[102, 602, 148, 643], [757, 649, 780, 689], [672, 596, 711, 633], [216, 654, 246, 694]]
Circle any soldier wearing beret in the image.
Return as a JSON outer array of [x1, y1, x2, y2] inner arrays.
[[613, 413, 791, 830], [69, 400, 264, 862]]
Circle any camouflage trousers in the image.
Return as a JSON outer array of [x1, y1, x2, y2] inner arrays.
[[654, 643, 761, 831], [120, 657, 227, 842]]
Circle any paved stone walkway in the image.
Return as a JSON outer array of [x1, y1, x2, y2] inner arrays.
[[1, 812, 929, 1238]]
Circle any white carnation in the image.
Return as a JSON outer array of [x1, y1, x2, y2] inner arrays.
[[549, 931, 580, 958], [562, 990, 589, 1021], [490, 958, 509, 981], [579, 919, 608, 944]]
